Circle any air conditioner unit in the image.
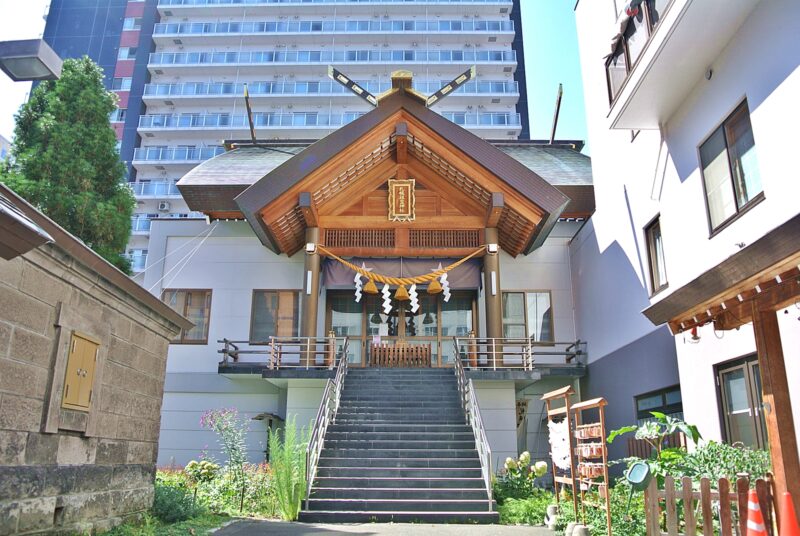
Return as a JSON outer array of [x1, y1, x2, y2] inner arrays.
[[158, 201, 171, 211]]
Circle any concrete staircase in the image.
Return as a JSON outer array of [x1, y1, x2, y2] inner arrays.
[[299, 368, 498, 523]]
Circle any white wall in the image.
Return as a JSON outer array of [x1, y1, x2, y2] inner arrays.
[[285, 380, 326, 434], [474, 381, 518, 470]]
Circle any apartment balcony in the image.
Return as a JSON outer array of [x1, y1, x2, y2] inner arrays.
[[147, 49, 517, 77], [137, 111, 521, 139], [607, 0, 762, 129], [158, 0, 513, 18], [124, 253, 148, 272], [154, 19, 514, 46], [132, 146, 225, 165], [143, 80, 520, 107], [128, 181, 183, 198], [131, 213, 206, 236]]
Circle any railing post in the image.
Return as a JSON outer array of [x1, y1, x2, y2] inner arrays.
[[492, 339, 496, 371], [327, 330, 335, 369], [306, 338, 311, 370], [269, 336, 275, 369]]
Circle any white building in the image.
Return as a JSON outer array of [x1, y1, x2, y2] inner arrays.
[[573, 0, 800, 498], [0, 134, 10, 161], [127, 0, 530, 276]]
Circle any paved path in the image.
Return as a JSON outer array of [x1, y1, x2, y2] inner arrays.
[[215, 520, 553, 535]]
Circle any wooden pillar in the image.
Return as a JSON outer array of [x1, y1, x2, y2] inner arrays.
[[483, 228, 502, 340], [301, 227, 321, 366], [751, 303, 800, 511]]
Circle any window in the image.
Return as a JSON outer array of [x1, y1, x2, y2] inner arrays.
[[162, 289, 212, 343], [123, 17, 142, 31], [250, 290, 300, 343], [501, 291, 553, 341], [645, 216, 668, 293], [110, 108, 126, 122], [635, 386, 683, 425], [606, 41, 628, 102], [112, 77, 132, 91], [699, 101, 763, 231], [62, 333, 99, 411], [716, 355, 767, 449], [118, 47, 138, 60]]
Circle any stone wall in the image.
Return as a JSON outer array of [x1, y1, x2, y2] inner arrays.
[[0, 232, 186, 534]]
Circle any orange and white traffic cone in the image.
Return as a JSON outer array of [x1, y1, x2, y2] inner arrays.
[[747, 489, 768, 536], [780, 492, 800, 536]]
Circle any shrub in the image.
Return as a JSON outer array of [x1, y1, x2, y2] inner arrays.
[[684, 441, 771, 483], [201, 463, 277, 517], [200, 408, 249, 511], [269, 417, 309, 521], [151, 481, 204, 523], [498, 489, 554, 525], [554, 480, 646, 536], [493, 451, 548, 504]]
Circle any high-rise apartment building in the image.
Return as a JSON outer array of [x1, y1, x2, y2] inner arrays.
[[43, 0, 529, 274]]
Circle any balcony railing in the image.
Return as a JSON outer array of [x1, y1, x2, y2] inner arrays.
[[161, 0, 511, 5], [132, 146, 225, 162], [155, 20, 512, 36], [149, 49, 516, 66], [131, 217, 152, 233], [124, 253, 148, 272], [139, 111, 520, 129], [131, 213, 206, 233], [144, 79, 519, 98], [453, 337, 586, 370], [129, 181, 182, 197], [219, 336, 349, 369]]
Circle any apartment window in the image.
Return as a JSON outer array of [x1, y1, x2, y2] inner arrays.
[[716, 356, 767, 449], [118, 47, 138, 60], [699, 101, 763, 231], [61, 333, 100, 411], [645, 216, 668, 293], [123, 17, 142, 30], [250, 290, 300, 343], [501, 291, 553, 341], [162, 289, 212, 344], [606, 41, 628, 102], [112, 77, 132, 91], [110, 108, 126, 122], [635, 386, 683, 426]]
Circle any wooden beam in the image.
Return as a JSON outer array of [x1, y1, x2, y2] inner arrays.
[[751, 303, 800, 514], [486, 192, 504, 227], [298, 192, 318, 227], [395, 122, 408, 164]]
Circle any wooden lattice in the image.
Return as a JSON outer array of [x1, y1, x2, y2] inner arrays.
[[409, 229, 481, 249], [325, 229, 396, 249]]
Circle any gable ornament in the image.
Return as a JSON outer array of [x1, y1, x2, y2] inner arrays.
[[387, 178, 415, 222]]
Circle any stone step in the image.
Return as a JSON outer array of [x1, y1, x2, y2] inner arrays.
[[336, 406, 463, 416], [335, 411, 464, 421], [327, 423, 471, 434], [333, 417, 467, 425], [315, 466, 483, 479], [312, 476, 487, 489], [298, 510, 499, 524], [325, 431, 474, 441], [310, 487, 489, 501], [320, 448, 477, 459], [317, 457, 481, 468], [306, 498, 493, 513], [340, 393, 460, 401], [323, 440, 476, 450]]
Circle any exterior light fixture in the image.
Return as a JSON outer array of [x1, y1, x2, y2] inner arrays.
[[305, 242, 317, 254], [486, 243, 499, 255], [0, 39, 62, 81]]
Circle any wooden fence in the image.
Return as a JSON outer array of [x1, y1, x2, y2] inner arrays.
[[370, 343, 431, 368], [644, 474, 776, 536], [628, 431, 687, 459]]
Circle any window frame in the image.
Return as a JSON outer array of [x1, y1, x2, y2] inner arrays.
[[500, 290, 555, 343], [644, 215, 668, 295], [715, 354, 767, 449], [697, 99, 765, 235], [249, 289, 301, 344], [161, 288, 212, 344], [633, 385, 683, 425]]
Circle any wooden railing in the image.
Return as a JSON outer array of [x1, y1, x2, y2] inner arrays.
[[370, 343, 431, 367], [643, 473, 776, 536], [453, 336, 586, 370], [218, 336, 348, 369]]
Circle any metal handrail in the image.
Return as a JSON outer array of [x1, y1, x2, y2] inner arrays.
[[454, 336, 586, 370], [453, 339, 493, 511], [304, 339, 348, 509]]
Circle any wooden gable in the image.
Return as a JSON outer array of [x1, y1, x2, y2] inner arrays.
[[237, 86, 570, 257]]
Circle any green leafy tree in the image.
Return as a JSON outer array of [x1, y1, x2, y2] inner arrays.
[[1, 56, 134, 272]]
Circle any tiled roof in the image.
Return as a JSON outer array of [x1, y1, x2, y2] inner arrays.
[[495, 144, 592, 186]]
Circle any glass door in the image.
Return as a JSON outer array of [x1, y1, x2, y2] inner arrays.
[[328, 294, 363, 366], [717, 356, 767, 449]]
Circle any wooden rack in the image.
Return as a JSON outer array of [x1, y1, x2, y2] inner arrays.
[[571, 397, 611, 536], [541, 385, 579, 520]]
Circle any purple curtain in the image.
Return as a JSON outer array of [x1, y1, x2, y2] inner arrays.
[[322, 257, 482, 289]]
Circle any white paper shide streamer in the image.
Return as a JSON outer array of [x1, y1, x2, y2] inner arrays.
[[548, 419, 571, 471]]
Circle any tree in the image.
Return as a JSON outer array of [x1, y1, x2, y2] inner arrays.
[[1, 56, 135, 273]]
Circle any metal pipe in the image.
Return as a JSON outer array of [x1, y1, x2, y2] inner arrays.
[[549, 83, 563, 145]]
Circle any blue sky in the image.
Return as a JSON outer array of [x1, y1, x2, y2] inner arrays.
[[520, 1, 589, 153]]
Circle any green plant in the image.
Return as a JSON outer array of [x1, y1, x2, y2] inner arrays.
[[269, 417, 309, 521], [200, 408, 249, 511], [185, 459, 220, 505], [684, 441, 770, 484], [493, 451, 548, 504], [554, 481, 646, 536], [1, 57, 134, 272], [497, 489, 554, 525], [151, 481, 204, 523]]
